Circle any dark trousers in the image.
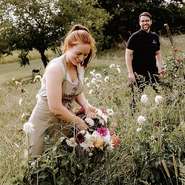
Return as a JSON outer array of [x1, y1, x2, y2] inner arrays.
[[129, 73, 159, 114]]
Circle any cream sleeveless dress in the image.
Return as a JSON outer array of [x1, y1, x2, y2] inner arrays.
[[26, 54, 84, 157]]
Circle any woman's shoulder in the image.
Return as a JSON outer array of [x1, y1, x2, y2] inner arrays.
[[45, 55, 66, 76]]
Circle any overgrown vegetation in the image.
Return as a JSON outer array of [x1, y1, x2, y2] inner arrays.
[[0, 44, 184, 184]]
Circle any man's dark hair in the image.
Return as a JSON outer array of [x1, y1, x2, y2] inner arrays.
[[139, 12, 152, 20]]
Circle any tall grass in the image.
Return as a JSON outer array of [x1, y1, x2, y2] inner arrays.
[[0, 34, 184, 185]]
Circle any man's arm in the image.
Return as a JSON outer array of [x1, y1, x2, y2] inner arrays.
[[155, 50, 165, 76], [125, 48, 135, 82]]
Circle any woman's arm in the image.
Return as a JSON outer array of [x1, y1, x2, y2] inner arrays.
[[75, 93, 96, 117], [45, 63, 88, 130]]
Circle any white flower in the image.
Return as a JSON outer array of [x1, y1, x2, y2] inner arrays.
[[15, 81, 22, 86], [136, 127, 142, 132], [88, 89, 93, 94], [84, 77, 89, 83], [107, 108, 114, 116], [18, 98, 23, 106], [96, 109, 108, 123], [23, 122, 34, 134], [90, 69, 96, 75], [137, 115, 146, 125], [95, 73, 102, 79], [66, 138, 77, 147], [91, 77, 96, 84], [155, 95, 163, 105], [140, 94, 149, 104], [86, 82, 91, 87], [104, 76, 110, 82], [109, 64, 116, 68], [33, 75, 42, 82], [85, 117, 95, 126], [116, 67, 121, 73]]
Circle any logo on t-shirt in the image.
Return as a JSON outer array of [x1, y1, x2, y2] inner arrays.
[[152, 40, 157, 44]]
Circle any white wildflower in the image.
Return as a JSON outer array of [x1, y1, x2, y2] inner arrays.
[[96, 109, 108, 123], [12, 77, 15, 81], [18, 98, 23, 106], [14, 143, 20, 148], [137, 115, 146, 125], [15, 81, 22, 86], [116, 67, 121, 73], [109, 64, 116, 68], [95, 73, 102, 79], [88, 89, 93, 94], [33, 75, 42, 82], [90, 69, 96, 75], [60, 137, 66, 143], [104, 76, 110, 82], [91, 77, 96, 84], [85, 117, 95, 126], [107, 108, 114, 116], [140, 94, 149, 104], [155, 95, 163, 105], [84, 77, 89, 83], [86, 82, 91, 87], [89, 152, 93, 157], [23, 122, 34, 134], [136, 127, 142, 132], [66, 138, 77, 147]]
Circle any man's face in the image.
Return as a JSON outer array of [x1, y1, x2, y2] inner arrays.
[[139, 15, 152, 32]]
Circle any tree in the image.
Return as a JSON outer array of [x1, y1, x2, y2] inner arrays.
[[1, 0, 110, 67]]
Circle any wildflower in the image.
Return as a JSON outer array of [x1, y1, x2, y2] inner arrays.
[[111, 134, 121, 148], [86, 82, 90, 87], [140, 94, 149, 104], [136, 127, 142, 132], [109, 64, 116, 68], [116, 67, 121, 73], [155, 95, 163, 105], [95, 73, 102, 79], [107, 108, 114, 116], [104, 76, 110, 82], [23, 122, 34, 134], [84, 77, 89, 83], [91, 78, 96, 84], [85, 117, 95, 126], [94, 137, 104, 149], [96, 109, 108, 123], [137, 115, 146, 125], [33, 75, 42, 83], [90, 69, 96, 75], [88, 89, 93, 94], [66, 138, 77, 147], [76, 131, 86, 144], [18, 98, 23, 106], [15, 81, 22, 86]]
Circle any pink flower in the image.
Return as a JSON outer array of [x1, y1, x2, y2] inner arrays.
[[97, 127, 109, 137]]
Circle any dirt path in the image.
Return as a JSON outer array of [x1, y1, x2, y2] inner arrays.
[[0, 60, 43, 86]]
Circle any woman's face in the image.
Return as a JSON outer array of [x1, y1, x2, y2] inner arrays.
[[66, 43, 91, 66]]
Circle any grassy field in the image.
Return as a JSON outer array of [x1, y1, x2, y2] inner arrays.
[[0, 35, 184, 185]]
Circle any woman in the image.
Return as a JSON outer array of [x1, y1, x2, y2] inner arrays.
[[24, 24, 97, 158]]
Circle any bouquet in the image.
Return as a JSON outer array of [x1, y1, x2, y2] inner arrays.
[[63, 108, 120, 154]]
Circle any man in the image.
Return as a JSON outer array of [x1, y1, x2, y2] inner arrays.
[[125, 12, 165, 90], [125, 12, 165, 112]]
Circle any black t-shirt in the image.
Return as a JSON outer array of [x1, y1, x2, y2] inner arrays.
[[127, 29, 160, 75]]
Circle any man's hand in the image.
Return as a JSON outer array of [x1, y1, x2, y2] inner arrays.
[[84, 104, 97, 118], [158, 67, 166, 78], [128, 72, 136, 83]]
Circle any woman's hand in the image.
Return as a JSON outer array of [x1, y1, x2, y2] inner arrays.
[[75, 116, 88, 131], [84, 104, 97, 118]]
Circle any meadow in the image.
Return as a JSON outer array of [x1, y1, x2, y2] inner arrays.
[[0, 35, 184, 185]]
